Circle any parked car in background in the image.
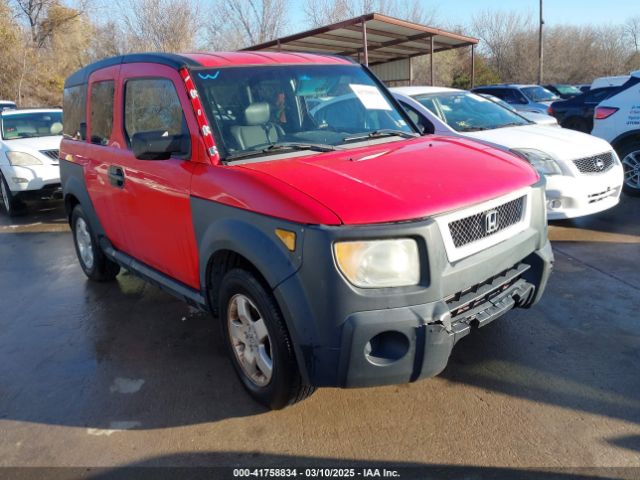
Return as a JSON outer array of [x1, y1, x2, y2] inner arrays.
[[0, 108, 63, 216], [544, 84, 581, 99], [392, 86, 623, 220], [0, 101, 16, 111], [471, 84, 559, 115], [61, 52, 552, 409], [591, 75, 630, 90], [576, 84, 591, 93], [548, 86, 623, 132], [478, 93, 559, 127], [591, 70, 640, 196]]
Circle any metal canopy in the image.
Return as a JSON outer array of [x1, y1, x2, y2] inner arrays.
[[243, 13, 478, 74]]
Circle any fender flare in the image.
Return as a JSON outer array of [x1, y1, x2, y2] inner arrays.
[[60, 159, 105, 237], [197, 216, 303, 293]]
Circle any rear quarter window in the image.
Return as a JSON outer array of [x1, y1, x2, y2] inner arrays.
[[63, 84, 86, 141]]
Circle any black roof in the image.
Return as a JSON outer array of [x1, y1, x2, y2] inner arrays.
[[64, 53, 201, 88]]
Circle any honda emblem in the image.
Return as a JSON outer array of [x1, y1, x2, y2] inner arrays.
[[485, 210, 499, 234]]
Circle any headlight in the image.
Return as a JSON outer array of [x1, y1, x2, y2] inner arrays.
[[6, 151, 43, 166], [510, 148, 562, 176], [334, 239, 419, 288]]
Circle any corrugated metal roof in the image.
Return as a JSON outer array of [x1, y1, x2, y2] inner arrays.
[[243, 12, 478, 66]]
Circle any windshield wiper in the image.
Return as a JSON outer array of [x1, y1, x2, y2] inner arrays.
[[457, 126, 489, 132], [493, 122, 526, 129], [342, 129, 419, 142], [225, 142, 338, 162]]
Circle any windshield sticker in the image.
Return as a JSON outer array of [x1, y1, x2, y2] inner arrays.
[[349, 84, 392, 111], [198, 71, 220, 80]]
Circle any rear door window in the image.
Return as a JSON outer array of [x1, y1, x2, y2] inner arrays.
[[90, 80, 115, 145], [123, 78, 189, 157]]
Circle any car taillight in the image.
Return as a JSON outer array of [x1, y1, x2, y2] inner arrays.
[[547, 106, 553, 115], [594, 106, 619, 120]]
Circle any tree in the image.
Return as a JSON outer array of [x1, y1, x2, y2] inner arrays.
[[471, 9, 536, 83], [0, 0, 24, 101], [118, 0, 202, 52], [625, 16, 640, 53], [206, 0, 289, 50], [304, 0, 436, 28]]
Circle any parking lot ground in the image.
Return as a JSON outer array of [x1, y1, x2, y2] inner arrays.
[[0, 196, 639, 474]]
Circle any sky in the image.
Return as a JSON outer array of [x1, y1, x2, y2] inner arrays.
[[288, 0, 640, 32]]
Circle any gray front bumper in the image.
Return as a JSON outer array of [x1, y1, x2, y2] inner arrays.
[[274, 182, 552, 388]]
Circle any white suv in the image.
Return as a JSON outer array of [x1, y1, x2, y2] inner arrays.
[[0, 108, 63, 215], [591, 71, 640, 196]]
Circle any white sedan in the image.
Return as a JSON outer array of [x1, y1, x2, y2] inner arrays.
[[0, 108, 63, 216], [392, 86, 624, 220]]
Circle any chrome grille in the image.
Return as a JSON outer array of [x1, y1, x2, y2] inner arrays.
[[40, 149, 59, 161], [573, 151, 614, 174], [448, 196, 525, 248]]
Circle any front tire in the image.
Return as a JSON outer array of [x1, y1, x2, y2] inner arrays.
[[71, 205, 120, 281], [218, 269, 315, 409], [619, 140, 640, 197], [0, 171, 25, 217]]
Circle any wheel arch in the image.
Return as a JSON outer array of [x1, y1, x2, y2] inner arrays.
[[60, 159, 105, 236], [611, 130, 640, 153], [195, 215, 303, 312], [205, 248, 272, 316]]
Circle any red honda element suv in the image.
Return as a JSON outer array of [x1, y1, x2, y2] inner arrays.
[[61, 52, 553, 409]]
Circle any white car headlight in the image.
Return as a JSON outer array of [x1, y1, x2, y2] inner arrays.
[[6, 151, 43, 166], [510, 148, 562, 176], [334, 239, 420, 288]]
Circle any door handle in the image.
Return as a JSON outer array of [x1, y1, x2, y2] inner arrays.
[[108, 166, 125, 188]]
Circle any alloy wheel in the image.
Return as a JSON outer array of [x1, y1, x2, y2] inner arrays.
[[227, 293, 273, 387], [622, 150, 640, 191], [75, 217, 94, 269]]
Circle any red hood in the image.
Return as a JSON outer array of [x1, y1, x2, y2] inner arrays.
[[237, 136, 539, 225]]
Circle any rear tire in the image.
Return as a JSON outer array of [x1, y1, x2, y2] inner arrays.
[[618, 140, 640, 197], [0, 172, 25, 217], [71, 205, 120, 281], [218, 268, 315, 409]]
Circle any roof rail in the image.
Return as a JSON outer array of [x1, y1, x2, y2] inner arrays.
[[64, 53, 201, 88]]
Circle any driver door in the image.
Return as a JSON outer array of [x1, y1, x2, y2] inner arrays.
[[113, 64, 200, 289]]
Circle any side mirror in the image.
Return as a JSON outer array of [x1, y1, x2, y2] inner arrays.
[[131, 131, 189, 160]]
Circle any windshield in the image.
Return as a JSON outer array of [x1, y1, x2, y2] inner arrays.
[[521, 86, 558, 102], [412, 91, 529, 132], [1, 111, 63, 139], [193, 64, 415, 160], [554, 84, 580, 95]]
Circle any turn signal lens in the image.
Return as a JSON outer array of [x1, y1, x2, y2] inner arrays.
[[275, 229, 296, 251], [594, 107, 619, 120]]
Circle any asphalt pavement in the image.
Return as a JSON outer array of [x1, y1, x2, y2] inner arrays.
[[0, 195, 639, 476]]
